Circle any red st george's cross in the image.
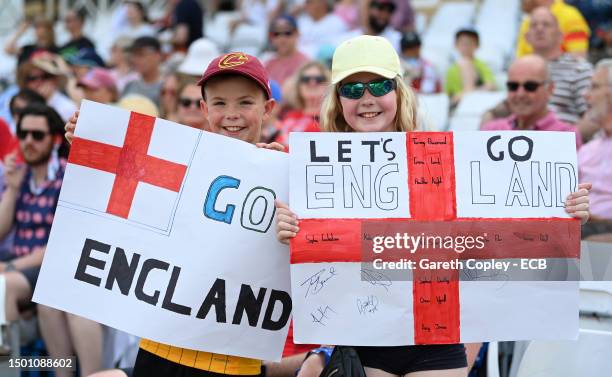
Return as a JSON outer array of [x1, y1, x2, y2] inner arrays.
[[68, 112, 188, 219], [291, 132, 580, 344]]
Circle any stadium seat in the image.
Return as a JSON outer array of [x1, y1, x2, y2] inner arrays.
[[516, 329, 612, 377], [418, 93, 449, 131], [454, 91, 506, 118]]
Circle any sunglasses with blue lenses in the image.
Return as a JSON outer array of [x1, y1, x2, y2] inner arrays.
[[337, 78, 396, 100]]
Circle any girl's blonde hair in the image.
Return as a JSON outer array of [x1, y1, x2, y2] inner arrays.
[[320, 75, 418, 132]]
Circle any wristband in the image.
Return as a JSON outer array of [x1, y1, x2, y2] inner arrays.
[[306, 346, 333, 366], [5, 262, 16, 272]]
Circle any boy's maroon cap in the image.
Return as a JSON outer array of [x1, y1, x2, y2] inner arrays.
[[197, 52, 272, 99]]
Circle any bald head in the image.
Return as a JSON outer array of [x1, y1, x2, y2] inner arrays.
[[507, 55, 553, 124], [509, 55, 549, 81], [522, 0, 553, 13], [527, 6, 562, 55]]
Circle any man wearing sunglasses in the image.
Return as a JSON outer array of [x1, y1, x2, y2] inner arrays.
[[0, 103, 68, 353], [264, 15, 309, 86], [482, 55, 582, 149]]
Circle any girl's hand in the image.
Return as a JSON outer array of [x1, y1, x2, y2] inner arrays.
[[565, 182, 591, 225], [64, 110, 79, 144], [256, 142, 286, 152], [276, 200, 299, 245]]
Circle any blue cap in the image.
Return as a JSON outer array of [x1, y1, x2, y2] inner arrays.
[[270, 14, 298, 32]]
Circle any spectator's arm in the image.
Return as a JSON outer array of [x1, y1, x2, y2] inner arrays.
[[11, 246, 45, 270], [0, 186, 19, 240], [0, 153, 25, 239], [264, 353, 307, 377], [4, 20, 30, 56]]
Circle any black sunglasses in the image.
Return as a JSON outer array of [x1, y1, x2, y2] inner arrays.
[[271, 30, 294, 37], [506, 80, 547, 92], [338, 78, 396, 99], [17, 129, 49, 141], [299, 75, 326, 84], [179, 98, 200, 108], [25, 73, 54, 83]]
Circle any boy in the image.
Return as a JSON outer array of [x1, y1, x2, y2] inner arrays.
[[66, 52, 288, 377], [445, 27, 496, 104]]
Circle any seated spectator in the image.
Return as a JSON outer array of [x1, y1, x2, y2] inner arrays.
[[526, 6, 592, 125], [517, 0, 590, 58], [117, 1, 157, 40], [578, 59, 612, 240], [362, 0, 401, 51], [176, 79, 209, 130], [108, 37, 141, 93], [78, 68, 120, 104], [264, 15, 310, 86], [400, 32, 441, 94], [122, 37, 164, 107], [341, 0, 401, 52], [276, 61, 329, 147], [0, 104, 69, 354], [482, 55, 582, 149], [171, 0, 205, 51], [58, 9, 96, 62], [566, 0, 612, 56], [17, 53, 77, 122], [4, 17, 58, 65], [8, 89, 46, 130], [445, 27, 496, 105], [297, 0, 348, 58]]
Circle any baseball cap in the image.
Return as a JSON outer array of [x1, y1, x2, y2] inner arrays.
[[77, 68, 117, 93], [400, 32, 421, 49], [197, 52, 272, 99], [331, 35, 401, 84]]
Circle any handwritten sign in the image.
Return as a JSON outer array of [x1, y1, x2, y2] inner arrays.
[[33, 101, 291, 361], [289, 131, 580, 346]]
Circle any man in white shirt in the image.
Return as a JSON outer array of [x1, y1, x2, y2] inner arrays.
[[297, 0, 348, 58]]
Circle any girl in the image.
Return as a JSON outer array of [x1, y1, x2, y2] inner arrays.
[[276, 35, 591, 377]]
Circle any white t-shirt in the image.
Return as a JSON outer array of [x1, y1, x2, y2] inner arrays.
[[48, 91, 77, 122], [298, 13, 349, 58]]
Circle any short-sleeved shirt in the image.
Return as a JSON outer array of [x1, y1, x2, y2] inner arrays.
[[516, 0, 590, 57], [548, 53, 593, 124], [264, 52, 309, 86], [122, 79, 164, 108], [445, 58, 495, 97], [12, 159, 66, 258], [58, 37, 96, 62], [578, 133, 612, 219], [481, 111, 582, 149]]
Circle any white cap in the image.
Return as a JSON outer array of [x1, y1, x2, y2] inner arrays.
[[178, 38, 221, 76]]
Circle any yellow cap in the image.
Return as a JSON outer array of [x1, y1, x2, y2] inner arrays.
[[331, 35, 401, 84]]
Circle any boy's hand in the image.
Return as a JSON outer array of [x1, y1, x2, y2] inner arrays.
[[276, 200, 299, 245], [565, 182, 591, 225], [256, 142, 286, 152], [64, 110, 79, 144]]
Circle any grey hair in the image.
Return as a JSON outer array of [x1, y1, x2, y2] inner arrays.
[[595, 59, 612, 86]]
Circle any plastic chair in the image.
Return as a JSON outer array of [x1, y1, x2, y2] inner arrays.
[[418, 93, 449, 131], [516, 328, 612, 377]]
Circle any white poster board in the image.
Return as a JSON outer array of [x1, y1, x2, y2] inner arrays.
[[33, 101, 291, 361]]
